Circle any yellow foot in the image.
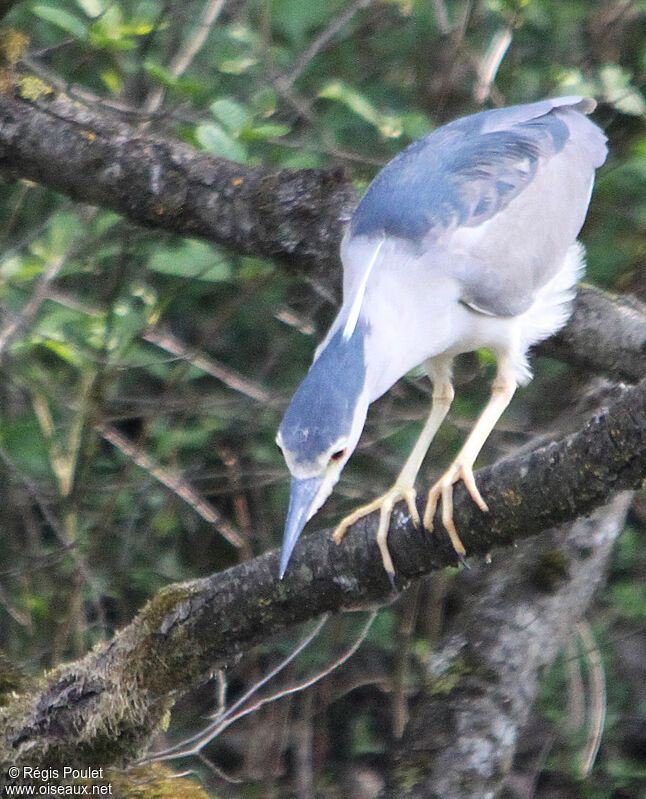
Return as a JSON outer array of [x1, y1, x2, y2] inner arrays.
[[423, 460, 489, 558], [333, 485, 420, 581]]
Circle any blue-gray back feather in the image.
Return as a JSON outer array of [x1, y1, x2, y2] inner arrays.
[[350, 97, 602, 243]]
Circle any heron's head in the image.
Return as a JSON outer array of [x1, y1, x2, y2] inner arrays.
[[276, 323, 369, 577]]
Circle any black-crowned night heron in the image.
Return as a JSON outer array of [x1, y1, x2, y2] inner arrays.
[[276, 97, 607, 581]]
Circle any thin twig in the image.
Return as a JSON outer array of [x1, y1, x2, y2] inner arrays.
[[0, 255, 65, 360], [215, 670, 227, 716], [142, 613, 331, 761], [473, 27, 513, 104], [144, 610, 376, 763], [0, 580, 31, 628], [144, 0, 227, 113], [96, 420, 244, 548], [392, 583, 421, 738], [0, 204, 93, 361], [577, 620, 606, 777], [197, 753, 243, 785], [142, 326, 274, 405], [431, 0, 452, 35], [230, 610, 376, 712], [455, 0, 473, 45], [276, 0, 372, 92], [565, 636, 586, 734]]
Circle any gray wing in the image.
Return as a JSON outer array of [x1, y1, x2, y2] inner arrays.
[[348, 96, 607, 316]]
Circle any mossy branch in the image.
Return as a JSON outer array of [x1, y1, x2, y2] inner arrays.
[[1, 373, 646, 769], [1, 81, 645, 775]]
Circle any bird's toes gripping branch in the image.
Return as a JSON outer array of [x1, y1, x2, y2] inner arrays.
[[423, 459, 489, 557], [333, 484, 421, 584]]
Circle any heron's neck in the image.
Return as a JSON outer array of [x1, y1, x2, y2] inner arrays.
[[314, 320, 367, 395], [357, 313, 426, 403]]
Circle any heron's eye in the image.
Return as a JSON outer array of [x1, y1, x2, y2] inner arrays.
[[330, 448, 346, 463]]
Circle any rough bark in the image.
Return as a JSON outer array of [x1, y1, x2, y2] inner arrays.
[[0, 90, 643, 385], [1, 372, 646, 771], [538, 284, 646, 383], [0, 88, 355, 287], [1, 82, 645, 783], [385, 493, 631, 798]]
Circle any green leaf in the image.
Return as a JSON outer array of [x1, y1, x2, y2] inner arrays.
[[33, 5, 88, 38], [210, 98, 251, 135], [319, 81, 403, 138], [33, 305, 106, 355], [401, 111, 432, 141], [320, 80, 380, 125], [251, 87, 278, 117], [195, 123, 247, 162], [74, 0, 105, 17], [148, 240, 232, 281], [45, 212, 81, 258], [0, 255, 45, 282], [94, 2, 122, 36], [89, 31, 136, 50], [28, 211, 79, 265], [144, 60, 177, 87], [554, 67, 598, 98], [226, 23, 261, 46], [37, 337, 85, 368], [240, 123, 290, 141], [238, 257, 274, 279], [599, 64, 646, 116], [101, 69, 123, 95], [88, 4, 143, 48], [92, 210, 121, 236], [120, 21, 155, 35], [217, 56, 258, 75]]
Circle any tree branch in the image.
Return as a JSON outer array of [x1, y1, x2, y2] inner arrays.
[[0, 88, 355, 285], [538, 284, 646, 383], [1, 78, 645, 779], [385, 493, 631, 798], [1, 372, 646, 770], [1, 88, 643, 386]]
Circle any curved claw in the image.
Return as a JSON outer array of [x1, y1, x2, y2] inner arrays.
[[333, 484, 420, 581], [423, 460, 489, 557]]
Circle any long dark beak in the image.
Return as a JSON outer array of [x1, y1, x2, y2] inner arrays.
[[279, 475, 324, 578]]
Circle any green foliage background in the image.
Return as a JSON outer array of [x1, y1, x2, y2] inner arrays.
[[1, 0, 646, 795]]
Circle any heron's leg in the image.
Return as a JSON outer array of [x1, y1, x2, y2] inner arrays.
[[423, 359, 517, 556], [334, 367, 454, 580]]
